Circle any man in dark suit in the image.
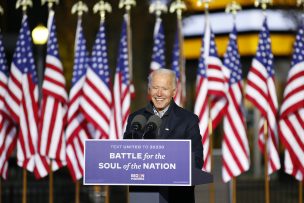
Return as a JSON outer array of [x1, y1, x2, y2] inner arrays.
[[124, 69, 204, 203]]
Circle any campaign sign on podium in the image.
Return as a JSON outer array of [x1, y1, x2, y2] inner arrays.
[[84, 140, 191, 186]]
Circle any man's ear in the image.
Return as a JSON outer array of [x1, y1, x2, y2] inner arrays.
[[172, 88, 177, 97]]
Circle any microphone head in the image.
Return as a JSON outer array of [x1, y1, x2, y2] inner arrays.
[[145, 115, 162, 131], [131, 115, 147, 131]]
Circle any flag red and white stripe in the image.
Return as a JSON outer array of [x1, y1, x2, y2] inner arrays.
[[80, 21, 112, 139], [66, 18, 95, 181], [39, 10, 67, 168], [284, 150, 303, 181], [66, 130, 91, 181], [194, 67, 209, 171], [110, 15, 131, 140], [204, 25, 228, 128], [245, 18, 280, 174], [0, 31, 18, 179], [222, 26, 250, 182], [5, 15, 50, 178], [171, 32, 185, 107], [279, 25, 304, 180], [194, 16, 227, 172], [0, 116, 17, 179]]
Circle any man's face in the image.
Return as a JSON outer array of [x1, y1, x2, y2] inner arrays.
[[148, 72, 176, 111]]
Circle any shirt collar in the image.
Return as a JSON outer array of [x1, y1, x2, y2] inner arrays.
[[145, 99, 175, 117], [153, 105, 170, 118]]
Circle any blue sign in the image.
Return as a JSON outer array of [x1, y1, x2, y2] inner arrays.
[[84, 140, 191, 186]]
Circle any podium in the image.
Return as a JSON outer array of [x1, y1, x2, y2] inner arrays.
[[84, 140, 213, 203], [129, 153, 213, 203]]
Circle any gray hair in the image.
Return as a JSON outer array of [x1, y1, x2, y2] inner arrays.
[[148, 69, 177, 89]]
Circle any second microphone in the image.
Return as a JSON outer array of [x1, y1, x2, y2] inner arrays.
[[129, 114, 162, 139]]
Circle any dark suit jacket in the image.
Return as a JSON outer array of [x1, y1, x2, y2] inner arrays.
[[124, 100, 204, 203], [124, 100, 204, 168]]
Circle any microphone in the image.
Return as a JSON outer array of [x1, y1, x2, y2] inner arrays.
[[130, 115, 147, 139], [142, 115, 162, 139]]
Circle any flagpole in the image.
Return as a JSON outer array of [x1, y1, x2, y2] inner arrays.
[[126, 10, 132, 84], [208, 119, 215, 203], [254, 2, 272, 203], [300, 181, 303, 203], [201, 1, 216, 203], [92, 1, 113, 202], [49, 161, 54, 203], [75, 180, 80, 203], [297, 5, 304, 203], [119, 0, 136, 95], [105, 186, 110, 203], [225, 2, 242, 203], [263, 121, 270, 203], [41, 1, 60, 202], [22, 169, 27, 203], [297, 10, 304, 198], [0, 178, 1, 203], [119, 1, 136, 200], [170, 0, 186, 107], [149, 0, 168, 72], [15, 2, 33, 203], [71, 2, 89, 203], [232, 178, 236, 203]]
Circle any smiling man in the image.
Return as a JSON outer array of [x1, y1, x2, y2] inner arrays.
[[124, 69, 204, 203], [148, 69, 176, 113]]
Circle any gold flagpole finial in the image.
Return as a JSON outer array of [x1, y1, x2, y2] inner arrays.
[[197, 0, 213, 11], [16, 0, 33, 12], [254, 0, 272, 10], [169, 0, 186, 19], [297, 0, 304, 8], [71, 1, 88, 17], [0, 5, 3, 15], [149, 0, 168, 17], [41, 0, 59, 9], [197, 0, 202, 6], [119, 0, 136, 11], [225, 1, 242, 16], [93, 0, 112, 22]]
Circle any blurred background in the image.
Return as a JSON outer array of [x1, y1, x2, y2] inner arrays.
[[0, 0, 303, 202]]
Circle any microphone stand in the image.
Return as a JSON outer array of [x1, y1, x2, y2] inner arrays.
[[131, 123, 140, 139], [142, 131, 147, 139], [142, 124, 155, 139]]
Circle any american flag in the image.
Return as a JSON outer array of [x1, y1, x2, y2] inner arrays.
[[5, 15, 49, 178], [194, 17, 228, 172], [150, 17, 166, 71], [80, 21, 112, 139], [222, 25, 250, 182], [194, 42, 210, 171], [279, 25, 304, 180], [110, 16, 131, 140], [66, 18, 94, 181], [204, 20, 228, 129], [66, 131, 90, 181], [0, 32, 18, 179], [38, 11, 68, 169], [124, 15, 135, 100], [0, 116, 17, 179], [284, 150, 303, 181], [171, 32, 185, 107], [245, 17, 280, 174]]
